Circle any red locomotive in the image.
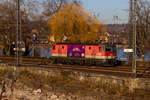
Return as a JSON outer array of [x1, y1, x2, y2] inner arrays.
[[50, 43, 119, 66]]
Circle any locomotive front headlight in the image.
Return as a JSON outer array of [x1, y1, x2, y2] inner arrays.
[[81, 53, 84, 57], [69, 53, 72, 56]]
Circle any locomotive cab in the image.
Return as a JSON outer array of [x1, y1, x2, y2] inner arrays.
[[104, 45, 118, 65], [104, 46, 117, 57]]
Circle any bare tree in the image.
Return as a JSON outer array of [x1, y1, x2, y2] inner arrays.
[[136, 0, 150, 58], [0, 0, 40, 55], [0, 0, 81, 56]]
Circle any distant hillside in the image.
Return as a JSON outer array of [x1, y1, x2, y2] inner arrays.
[[106, 24, 128, 34]]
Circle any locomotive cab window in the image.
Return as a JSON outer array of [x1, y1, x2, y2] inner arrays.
[[99, 47, 102, 51], [53, 46, 55, 50], [112, 47, 116, 52], [105, 47, 111, 52], [62, 46, 64, 49], [89, 47, 91, 50]]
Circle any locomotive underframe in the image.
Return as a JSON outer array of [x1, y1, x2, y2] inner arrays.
[[50, 56, 117, 66]]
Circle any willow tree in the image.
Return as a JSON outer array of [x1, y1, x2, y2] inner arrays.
[[48, 2, 106, 43]]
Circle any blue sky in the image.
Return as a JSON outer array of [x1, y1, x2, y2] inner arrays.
[[81, 0, 129, 24]]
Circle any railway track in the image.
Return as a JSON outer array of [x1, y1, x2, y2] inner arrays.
[[0, 56, 150, 78]]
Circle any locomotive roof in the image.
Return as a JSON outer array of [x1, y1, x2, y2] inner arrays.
[[54, 42, 116, 46]]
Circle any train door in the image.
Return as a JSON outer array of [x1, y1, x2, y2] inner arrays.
[[58, 45, 62, 57], [51, 44, 57, 57], [57, 44, 67, 57], [95, 46, 104, 59], [91, 46, 97, 58]]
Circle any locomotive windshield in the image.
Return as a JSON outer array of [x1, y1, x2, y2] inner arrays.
[[105, 46, 116, 52], [112, 46, 117, 52], [105, 47, 111, 52]]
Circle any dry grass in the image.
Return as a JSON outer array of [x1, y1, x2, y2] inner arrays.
[[0, 68, 149, 98]]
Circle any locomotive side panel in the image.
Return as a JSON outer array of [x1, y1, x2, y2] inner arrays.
[[67, 45, 85, 58], [51, 44, 68, 57], [85, 45, 117, 65], [85, 45, 105, 59]]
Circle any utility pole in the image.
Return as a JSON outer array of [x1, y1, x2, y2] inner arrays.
[[132, 0, 137, 75], [19, 0, 22, 64], [16, 0, 21, 66], [129, 0, 133, 49], [128, 0, 133, 64]]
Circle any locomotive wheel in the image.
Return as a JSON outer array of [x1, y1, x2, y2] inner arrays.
[[67, 59, 74, 65], [61, 60, 66, 64], [49, 59, 56, 64], [113, 60, 121, 66], [79, 60, 85, 65], [85, 60, 92, 66], [69, 60, 74, 65]]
